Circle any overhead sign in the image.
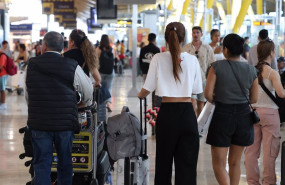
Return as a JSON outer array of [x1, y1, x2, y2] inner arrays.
[[114, 0, 155, 4], [60, 21, 77, 29], [55, 12, 76, 23], [42, 0, 74, 15], [10, 24, 33, 31]]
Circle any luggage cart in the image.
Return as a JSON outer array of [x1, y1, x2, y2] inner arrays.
[[51, 88, 111, 185], [51, 103, 99, 185], [20, 88, 110, 185]]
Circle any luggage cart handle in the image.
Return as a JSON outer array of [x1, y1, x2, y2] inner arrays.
[[78, 103, 96, 112]]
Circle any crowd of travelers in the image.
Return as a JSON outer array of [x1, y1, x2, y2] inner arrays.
[[138, 23, 285, 185], [0, 21, 285, 185]]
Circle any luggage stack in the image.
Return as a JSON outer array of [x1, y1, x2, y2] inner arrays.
[[123, 98, 149, 185], [106, 98, 149, 185]]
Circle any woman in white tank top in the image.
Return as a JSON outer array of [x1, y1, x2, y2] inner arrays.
[[244, 40, 285, 185], [209, 29, 224, 61]]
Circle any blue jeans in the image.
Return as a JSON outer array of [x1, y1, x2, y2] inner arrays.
[[100, 72, 114, 103], [31, 130, 74, 185]]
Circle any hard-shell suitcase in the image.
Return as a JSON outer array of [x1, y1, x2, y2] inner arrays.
[[124, 98, 149, 185], [97, 150, 111, 185]]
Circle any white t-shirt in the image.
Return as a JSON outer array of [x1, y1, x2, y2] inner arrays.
[[143, 51, 203, 97]]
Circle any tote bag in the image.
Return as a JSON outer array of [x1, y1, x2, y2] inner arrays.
[[198, 102, 215, 136]]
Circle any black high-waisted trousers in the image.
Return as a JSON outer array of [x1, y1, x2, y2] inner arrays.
[[154, 102, 199, 185]]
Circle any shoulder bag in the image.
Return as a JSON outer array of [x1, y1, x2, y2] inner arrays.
[[227, 60, 260, 124], [259, 82, 285, 123]]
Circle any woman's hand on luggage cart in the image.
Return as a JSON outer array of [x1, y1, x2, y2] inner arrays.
[[77, 102, 86, 108], [94, 81, 101, 88]]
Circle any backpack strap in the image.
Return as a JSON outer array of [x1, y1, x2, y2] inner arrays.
[[122, 106, 129, 113]]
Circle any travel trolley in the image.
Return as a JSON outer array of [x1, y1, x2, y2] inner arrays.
[[51, 87, 111, 185]]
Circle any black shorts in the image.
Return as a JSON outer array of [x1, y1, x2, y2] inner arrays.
[[206, 102, 254, 147]]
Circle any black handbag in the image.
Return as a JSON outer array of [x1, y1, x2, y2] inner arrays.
[[227, 60, 260, 124], [259, 82, 285, 123]]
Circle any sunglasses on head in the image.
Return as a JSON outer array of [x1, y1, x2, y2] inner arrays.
[[195, 51, 199, 58], [265, 38, 273, 42]]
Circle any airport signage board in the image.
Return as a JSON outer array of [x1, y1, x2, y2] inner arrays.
[[10, 24, 33, 31], [114, 0, 155, 4], [42, 0, 74, 15], [60, 21, 77, 29], [55, 12, 76, 23]]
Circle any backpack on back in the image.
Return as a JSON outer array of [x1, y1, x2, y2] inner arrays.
[[99, 48, 114, 75], [106, 106, 142, 161], [1, 53, 17, 76]]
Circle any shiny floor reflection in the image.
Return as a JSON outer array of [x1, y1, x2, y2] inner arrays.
[[0, 69, 284, 185]]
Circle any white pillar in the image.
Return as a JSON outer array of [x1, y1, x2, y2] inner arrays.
[[203, 0, 207, 42], [275, 0, 281, 57], [128, 4, 139, 97]]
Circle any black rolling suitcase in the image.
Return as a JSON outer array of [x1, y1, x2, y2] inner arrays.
[[281, 141, 285, 185], [124, 98, 149, 185]]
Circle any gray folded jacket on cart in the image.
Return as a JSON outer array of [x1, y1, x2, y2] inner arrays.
[[106, 106, 142, 161]]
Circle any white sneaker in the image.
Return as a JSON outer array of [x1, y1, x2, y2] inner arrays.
[[0, 103, 7, 110]]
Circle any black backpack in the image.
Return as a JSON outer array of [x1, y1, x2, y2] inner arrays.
[[99, 48, 114, 74]]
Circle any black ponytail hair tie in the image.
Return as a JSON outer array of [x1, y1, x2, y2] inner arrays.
[[82, 36, 87, 42], [170, 27, 177, 31]]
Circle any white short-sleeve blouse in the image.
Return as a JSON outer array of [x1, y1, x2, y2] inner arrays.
[[143, 51, 203, 97]]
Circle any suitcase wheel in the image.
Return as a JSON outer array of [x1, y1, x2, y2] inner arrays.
[[90, 179, 98, 185]]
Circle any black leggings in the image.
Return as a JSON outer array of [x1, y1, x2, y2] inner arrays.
[[154, 102, 199, 185]]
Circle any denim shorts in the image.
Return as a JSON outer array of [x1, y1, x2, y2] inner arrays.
[[206, 102, 254, 147], [192, 81, 206, 102], [0, 75, 7, 91]]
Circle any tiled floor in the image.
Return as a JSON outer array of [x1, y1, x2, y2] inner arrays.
[[0, 69, 284, 185]]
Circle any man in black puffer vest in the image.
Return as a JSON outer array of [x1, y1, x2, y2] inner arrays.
[[25, 31, 93, 185]]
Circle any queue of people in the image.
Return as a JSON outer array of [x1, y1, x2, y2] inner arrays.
[[0, 21, 284, 185]]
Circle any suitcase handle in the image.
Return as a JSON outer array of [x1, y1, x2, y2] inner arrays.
[[139, 98, 147, 156]]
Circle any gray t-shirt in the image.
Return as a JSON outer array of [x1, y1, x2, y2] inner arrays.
[[212, 60, 257, 104]]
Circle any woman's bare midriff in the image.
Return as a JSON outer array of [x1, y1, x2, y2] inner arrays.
[[162, 97, 192, 103]]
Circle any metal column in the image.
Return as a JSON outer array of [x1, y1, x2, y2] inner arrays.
[[203, 0, 207, 36], [164, 0, 167, 29], [275, 0, 281, 57], [128, 4, 139, 97]]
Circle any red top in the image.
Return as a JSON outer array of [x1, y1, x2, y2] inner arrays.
[[0, 54, 7, 77]]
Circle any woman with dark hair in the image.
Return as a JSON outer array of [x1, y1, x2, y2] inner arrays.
[[16, 44, 28, 63], [209, 29, 224, 61], [96, 34, 115, 112], [138, 22, 202, 185], [205, 33, 259, 185], [244, 40, 285, 185], [64, 29, 101, 86]]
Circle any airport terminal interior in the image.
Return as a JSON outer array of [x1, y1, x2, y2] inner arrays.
[[1, 0, 285, 185]]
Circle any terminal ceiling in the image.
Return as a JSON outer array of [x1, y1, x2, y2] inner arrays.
[[6, 0, 278, 22]]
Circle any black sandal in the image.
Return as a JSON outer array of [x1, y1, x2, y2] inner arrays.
[[106, 106, 112, 112]]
